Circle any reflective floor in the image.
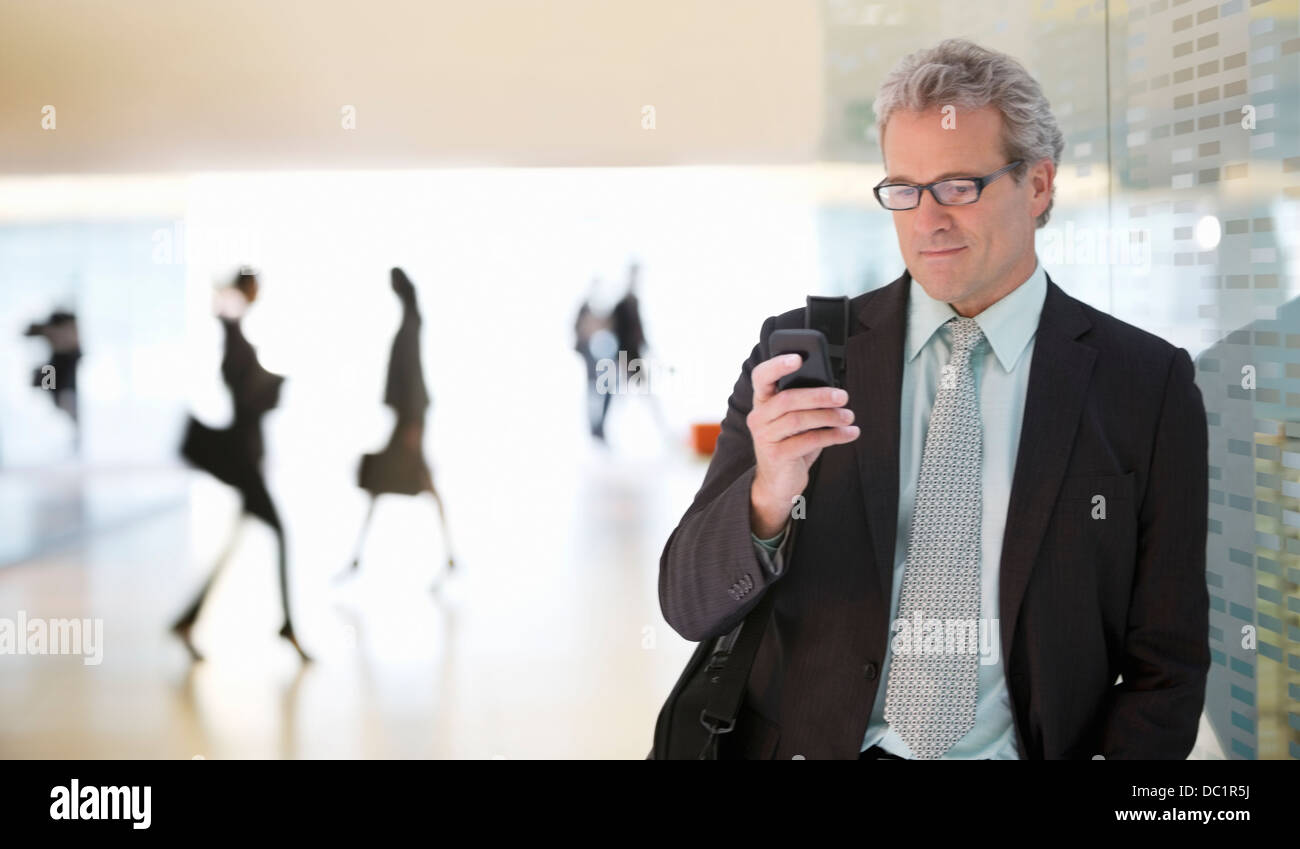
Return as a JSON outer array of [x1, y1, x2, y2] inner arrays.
[[0, 400, 704, 758]]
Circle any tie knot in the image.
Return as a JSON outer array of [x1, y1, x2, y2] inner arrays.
[[947, 316, 984, 355]]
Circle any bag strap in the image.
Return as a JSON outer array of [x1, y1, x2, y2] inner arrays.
[[696, 294, 852, 757], [696, 586, 778, 755]]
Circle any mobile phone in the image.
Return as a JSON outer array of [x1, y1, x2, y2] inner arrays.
[[770, 329, 834, 391]]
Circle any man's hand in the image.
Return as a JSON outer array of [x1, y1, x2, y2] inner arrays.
[[747, 353, 859, 538]]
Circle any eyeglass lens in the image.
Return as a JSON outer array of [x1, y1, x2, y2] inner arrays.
[[879, 180, 980, 209]]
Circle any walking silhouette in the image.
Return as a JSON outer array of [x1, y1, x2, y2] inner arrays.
[[173, 268, 310, 662], [341, 268, 456, 589]]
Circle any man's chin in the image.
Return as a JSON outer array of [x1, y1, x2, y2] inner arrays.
[[909, 268, 969, 302]]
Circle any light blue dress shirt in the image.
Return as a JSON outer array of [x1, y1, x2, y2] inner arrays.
[[753, 258, 1048, 759]]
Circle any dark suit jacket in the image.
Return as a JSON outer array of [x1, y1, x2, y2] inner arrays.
[[658, 269, 1210, 759]]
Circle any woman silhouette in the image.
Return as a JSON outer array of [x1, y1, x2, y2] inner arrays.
[[173, 268, 310, 662], [342, 268, 455, 586]]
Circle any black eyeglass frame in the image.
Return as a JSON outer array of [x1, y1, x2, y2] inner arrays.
[[872, 160, 1024, 210]]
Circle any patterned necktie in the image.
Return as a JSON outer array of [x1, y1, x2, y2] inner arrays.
[[883, 315, 985, 759]]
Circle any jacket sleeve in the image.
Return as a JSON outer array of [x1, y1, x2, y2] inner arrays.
[[1098, 347, 1211, 758], [659, 315, 793, 642]]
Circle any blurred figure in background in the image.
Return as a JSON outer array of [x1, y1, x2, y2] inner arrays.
[[610, 261, 646, 369], [342, 267, 456, 587], [574, 277, 616, 442], [607, 259, 674, 444], [174, 267, 310, 662], [24, 309, 83, 450]]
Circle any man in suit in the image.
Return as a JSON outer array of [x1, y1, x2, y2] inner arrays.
[[658, 38, 1210, 759]]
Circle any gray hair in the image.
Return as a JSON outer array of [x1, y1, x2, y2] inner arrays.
[[874, 39, 1064, 228]]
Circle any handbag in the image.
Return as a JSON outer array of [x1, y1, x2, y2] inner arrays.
[[650, 295, 851, 759], [179, 415, 245, 488]]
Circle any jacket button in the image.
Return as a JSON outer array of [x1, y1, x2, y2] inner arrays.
[[863, 662, 878, 680]]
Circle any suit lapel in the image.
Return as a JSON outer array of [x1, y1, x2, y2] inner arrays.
[[845, 270, 909, 601], [997, 274, 1095, 664]]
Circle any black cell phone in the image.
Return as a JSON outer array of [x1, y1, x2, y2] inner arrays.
[[770, 329, 834, 391]]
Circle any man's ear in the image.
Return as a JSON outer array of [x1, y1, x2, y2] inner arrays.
[[1029, 158, 1055, 221]]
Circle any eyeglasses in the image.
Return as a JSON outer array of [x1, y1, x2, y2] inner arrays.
[[873, 161, 1023, 211]]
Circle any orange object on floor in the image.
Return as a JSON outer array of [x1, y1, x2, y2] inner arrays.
[[691, 422, 722, 456]]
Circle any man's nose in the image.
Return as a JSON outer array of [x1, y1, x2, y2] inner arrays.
[[912, 188, 954, 234]]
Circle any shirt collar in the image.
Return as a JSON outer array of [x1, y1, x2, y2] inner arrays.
[[905, 257, 1047, 372]]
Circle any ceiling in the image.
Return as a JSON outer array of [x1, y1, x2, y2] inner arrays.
[[0, 0, 824, 173]]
